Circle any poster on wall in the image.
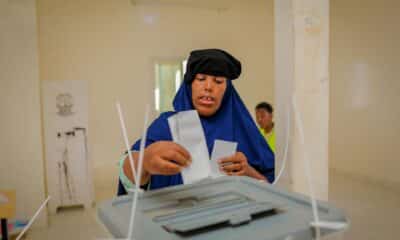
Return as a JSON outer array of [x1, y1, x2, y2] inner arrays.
[[42, 80, 93, 214]]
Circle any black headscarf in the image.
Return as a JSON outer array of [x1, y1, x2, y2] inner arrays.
[[183, 49, 242, 83]]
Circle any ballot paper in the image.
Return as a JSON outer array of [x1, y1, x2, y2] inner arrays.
[[168, 110, 238, 184], [168, 110, 239, 184], [168, 110, 211, 184], [210, 140, 238, 178]]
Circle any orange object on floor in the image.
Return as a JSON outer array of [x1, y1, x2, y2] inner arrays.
[[0, 190, 16, 240]]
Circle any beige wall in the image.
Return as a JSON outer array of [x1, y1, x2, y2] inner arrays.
[[0, 0, 47, 227], [37, 0, 274, 197], [274, 0, 329, 200], [330, 0, 400, 187], [274, 0, 294, 189]]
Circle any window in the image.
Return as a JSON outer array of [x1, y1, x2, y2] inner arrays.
[[154, 59, 187, 112]]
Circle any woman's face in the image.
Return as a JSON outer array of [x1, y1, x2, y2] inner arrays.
[[191, 73, 227, 117]]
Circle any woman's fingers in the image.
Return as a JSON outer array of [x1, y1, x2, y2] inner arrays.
[[218, 152, 246, 164], [218, 155, 239, 165], [163, 149, 191, 167], [231, 169, 246, 176], [170, 143, 191, 163], [157, 157, 182, 175], [218, 152, 249, 176], [220, 163, 242, 172], [160, 161, 182, 175], [147, 153, 187, 175], [222, 163, 246, 176], [143, 141, 192, 175]]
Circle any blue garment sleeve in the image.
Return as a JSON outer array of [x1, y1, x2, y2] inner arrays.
[[131, 112, 175, 151], [120, 111, 181, 191]]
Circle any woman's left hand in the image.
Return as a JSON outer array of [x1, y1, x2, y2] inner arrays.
[[218, 152, 268, 181], [218, 152, 249, 176]]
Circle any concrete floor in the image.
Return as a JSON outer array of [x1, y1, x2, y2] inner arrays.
[[328, 170, 400, 240], [25, 170, 400, 240]]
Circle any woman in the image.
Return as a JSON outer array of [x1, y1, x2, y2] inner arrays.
[[118, 49, 274, 194]]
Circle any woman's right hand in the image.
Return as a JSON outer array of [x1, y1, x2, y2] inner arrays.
[[143, 141, 192, 175]]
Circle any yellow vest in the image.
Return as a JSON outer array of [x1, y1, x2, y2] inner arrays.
[[259, 127, 275, 153]]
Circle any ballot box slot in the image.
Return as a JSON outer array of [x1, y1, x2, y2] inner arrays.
[[145, 178, 234, 198], [168, 208, 281, 237], [161, 202, 280, 236], [144, 192, 250, 218], [153, 197, 250, 223]]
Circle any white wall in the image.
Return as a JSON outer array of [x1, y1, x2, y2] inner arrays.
[[330, 0, 400, 189], [274, 0, 294, 189], [275, 0, 329, 200], [0, 0, 47, 227], [37, 0, 274, 198]]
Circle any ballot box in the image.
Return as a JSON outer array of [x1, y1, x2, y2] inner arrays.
[[97, 177, 347, 240]]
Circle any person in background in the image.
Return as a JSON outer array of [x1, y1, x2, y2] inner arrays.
[[255, 102, 275, 153]]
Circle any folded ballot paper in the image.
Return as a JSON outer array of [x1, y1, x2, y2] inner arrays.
[[168, 110, 237, 184], [210, 139, 238, 178]]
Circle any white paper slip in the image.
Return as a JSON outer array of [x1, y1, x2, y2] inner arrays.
[[210, 140, 238, 178], [168, 110, 211, 184]]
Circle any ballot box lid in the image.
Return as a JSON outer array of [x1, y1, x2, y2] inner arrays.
[[98, 177, 347, 240]]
